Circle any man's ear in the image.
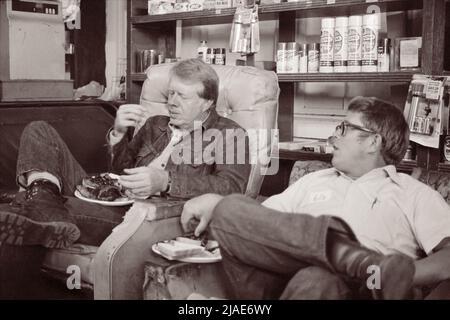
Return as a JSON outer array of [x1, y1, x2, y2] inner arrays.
[[367, 134, 383, 154]]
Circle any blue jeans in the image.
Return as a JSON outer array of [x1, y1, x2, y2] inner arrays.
[[209, 194, 450, 299], [13, 121, 126, 246], [209, 194, 354, 299]]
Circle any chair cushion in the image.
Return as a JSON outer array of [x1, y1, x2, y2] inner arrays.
[[140, 63, 279, 131], [289, 160, 333, 186], [413, 168, 450, 206], [139, 63, 280, 198], [42, 244, 98, 285]]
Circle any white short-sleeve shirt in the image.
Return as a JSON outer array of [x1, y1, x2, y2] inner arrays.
[[262, 165, 450, 259]]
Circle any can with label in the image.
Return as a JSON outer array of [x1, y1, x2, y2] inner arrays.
[[285, 42, 299, 73], [277, 42, 287, 73], [361, 13, 380, 72], [377, 38, 391, 72], [299, 43, 308, 73], [333, 16, 348, 72], [308, 43, 320, 73], [348, 15, 362, 72], [319, 17, 335, 73]]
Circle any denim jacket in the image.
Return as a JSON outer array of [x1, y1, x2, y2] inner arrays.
[[109, 109, 251, 199]]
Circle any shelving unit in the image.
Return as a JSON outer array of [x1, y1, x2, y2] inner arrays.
[[127, 0, 448, 195]]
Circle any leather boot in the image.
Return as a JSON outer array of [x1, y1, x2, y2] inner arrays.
[[0, 179, 80, 249], [328, 231, 415, 299]]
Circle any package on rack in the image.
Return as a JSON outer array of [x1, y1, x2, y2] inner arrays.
[[229, 5, 260, 55], [148, 0, 175, 15], [403, 74, 450, 149], [188, 0, 204, 11]]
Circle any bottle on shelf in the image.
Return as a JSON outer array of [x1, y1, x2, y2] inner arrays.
[[205, 48, 214, 64], [214, 48, 226, 65], [197, 40, 209, 63], [377, 38, 391, 72], [299, 43, 308, 73], [307, 43, 320, 73]]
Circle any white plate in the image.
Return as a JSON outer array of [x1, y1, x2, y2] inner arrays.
[[152, 244, 222, 263], [74, 190, 134, 207]]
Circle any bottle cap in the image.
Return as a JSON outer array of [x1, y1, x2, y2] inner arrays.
[[200, 40, 207, 44], [307, 43, 320, 51], [221, 48, 226, 54], [286, 42, 299, 51], [378, 38, 391, 53], [207, 48, 211, 53], [321, 18, 335, 29], [299, 43, 308, 53], [348, 15, 362, 27], [277, 42, 287, 50], [335, 16, 348, 27]]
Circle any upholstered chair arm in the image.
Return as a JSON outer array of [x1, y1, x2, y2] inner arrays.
[[93, 198, 186, 299]]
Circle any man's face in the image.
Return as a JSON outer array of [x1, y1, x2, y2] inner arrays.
[[330, 111, 377, 176], [167, 75, 213, 130]]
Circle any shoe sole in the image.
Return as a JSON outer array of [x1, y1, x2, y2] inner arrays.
[[0, 210, 80, 249], [372, 255, 415, 300]]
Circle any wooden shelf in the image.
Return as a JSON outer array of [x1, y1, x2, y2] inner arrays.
[[277, 148, 417, 172], [133, 71, 416, 83], [277, 71, 416, 83], [131, 0, 420, 24], [131, 8, 236, 24]]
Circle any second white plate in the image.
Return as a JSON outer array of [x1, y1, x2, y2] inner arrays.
[[152, 244, 222, 263]]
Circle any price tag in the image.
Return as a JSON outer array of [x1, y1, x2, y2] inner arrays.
[[425, 80, 443, 100], [215, 9, 221, 14], [327, 0, 336, 4], [365, 0, 379, 2]]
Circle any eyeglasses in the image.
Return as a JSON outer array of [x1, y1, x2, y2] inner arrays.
[[334, 121, 377, 137]]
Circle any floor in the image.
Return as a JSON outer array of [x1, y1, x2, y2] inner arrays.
[[0, 244, 93, 300]]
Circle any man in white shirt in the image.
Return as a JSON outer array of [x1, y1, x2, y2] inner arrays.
[[180, 96, 450, 299]]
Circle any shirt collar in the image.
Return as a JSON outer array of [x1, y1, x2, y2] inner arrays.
[[334, 164, 402, 187], [159, 108, 219, 133]]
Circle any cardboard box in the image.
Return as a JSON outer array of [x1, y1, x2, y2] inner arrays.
[[0, 80, 74, 101]]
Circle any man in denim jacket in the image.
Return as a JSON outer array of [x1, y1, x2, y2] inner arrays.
[[0, 59, 250, 249]]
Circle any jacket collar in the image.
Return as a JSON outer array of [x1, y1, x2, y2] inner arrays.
[[158, 108, 219, 132]]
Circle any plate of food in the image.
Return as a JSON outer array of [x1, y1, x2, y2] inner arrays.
[[74, 173, 134, 206], [152, 236, 221, 263]]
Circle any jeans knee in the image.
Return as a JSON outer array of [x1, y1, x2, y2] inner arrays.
[[21, 121, 56, 141], [280, 266, 351, 299]]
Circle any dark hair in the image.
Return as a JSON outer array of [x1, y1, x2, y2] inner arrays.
[[348, 96, 409, 165], [170, 58, 219, 106]]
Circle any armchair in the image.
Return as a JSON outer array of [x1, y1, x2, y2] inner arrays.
[[41, 64, 280, 299]]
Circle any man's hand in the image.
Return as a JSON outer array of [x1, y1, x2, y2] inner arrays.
[[113, 104, 147, 135], [181, 194, 224, 237], [119, 166, 168, 199]]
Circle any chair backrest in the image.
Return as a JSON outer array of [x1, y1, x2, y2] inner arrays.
[[138, 63, 280, 198]]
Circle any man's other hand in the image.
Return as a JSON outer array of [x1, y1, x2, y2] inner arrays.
[[119, 166, 168, 199], [113, 104, 147, 135], [181, 194, 224, 237]]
